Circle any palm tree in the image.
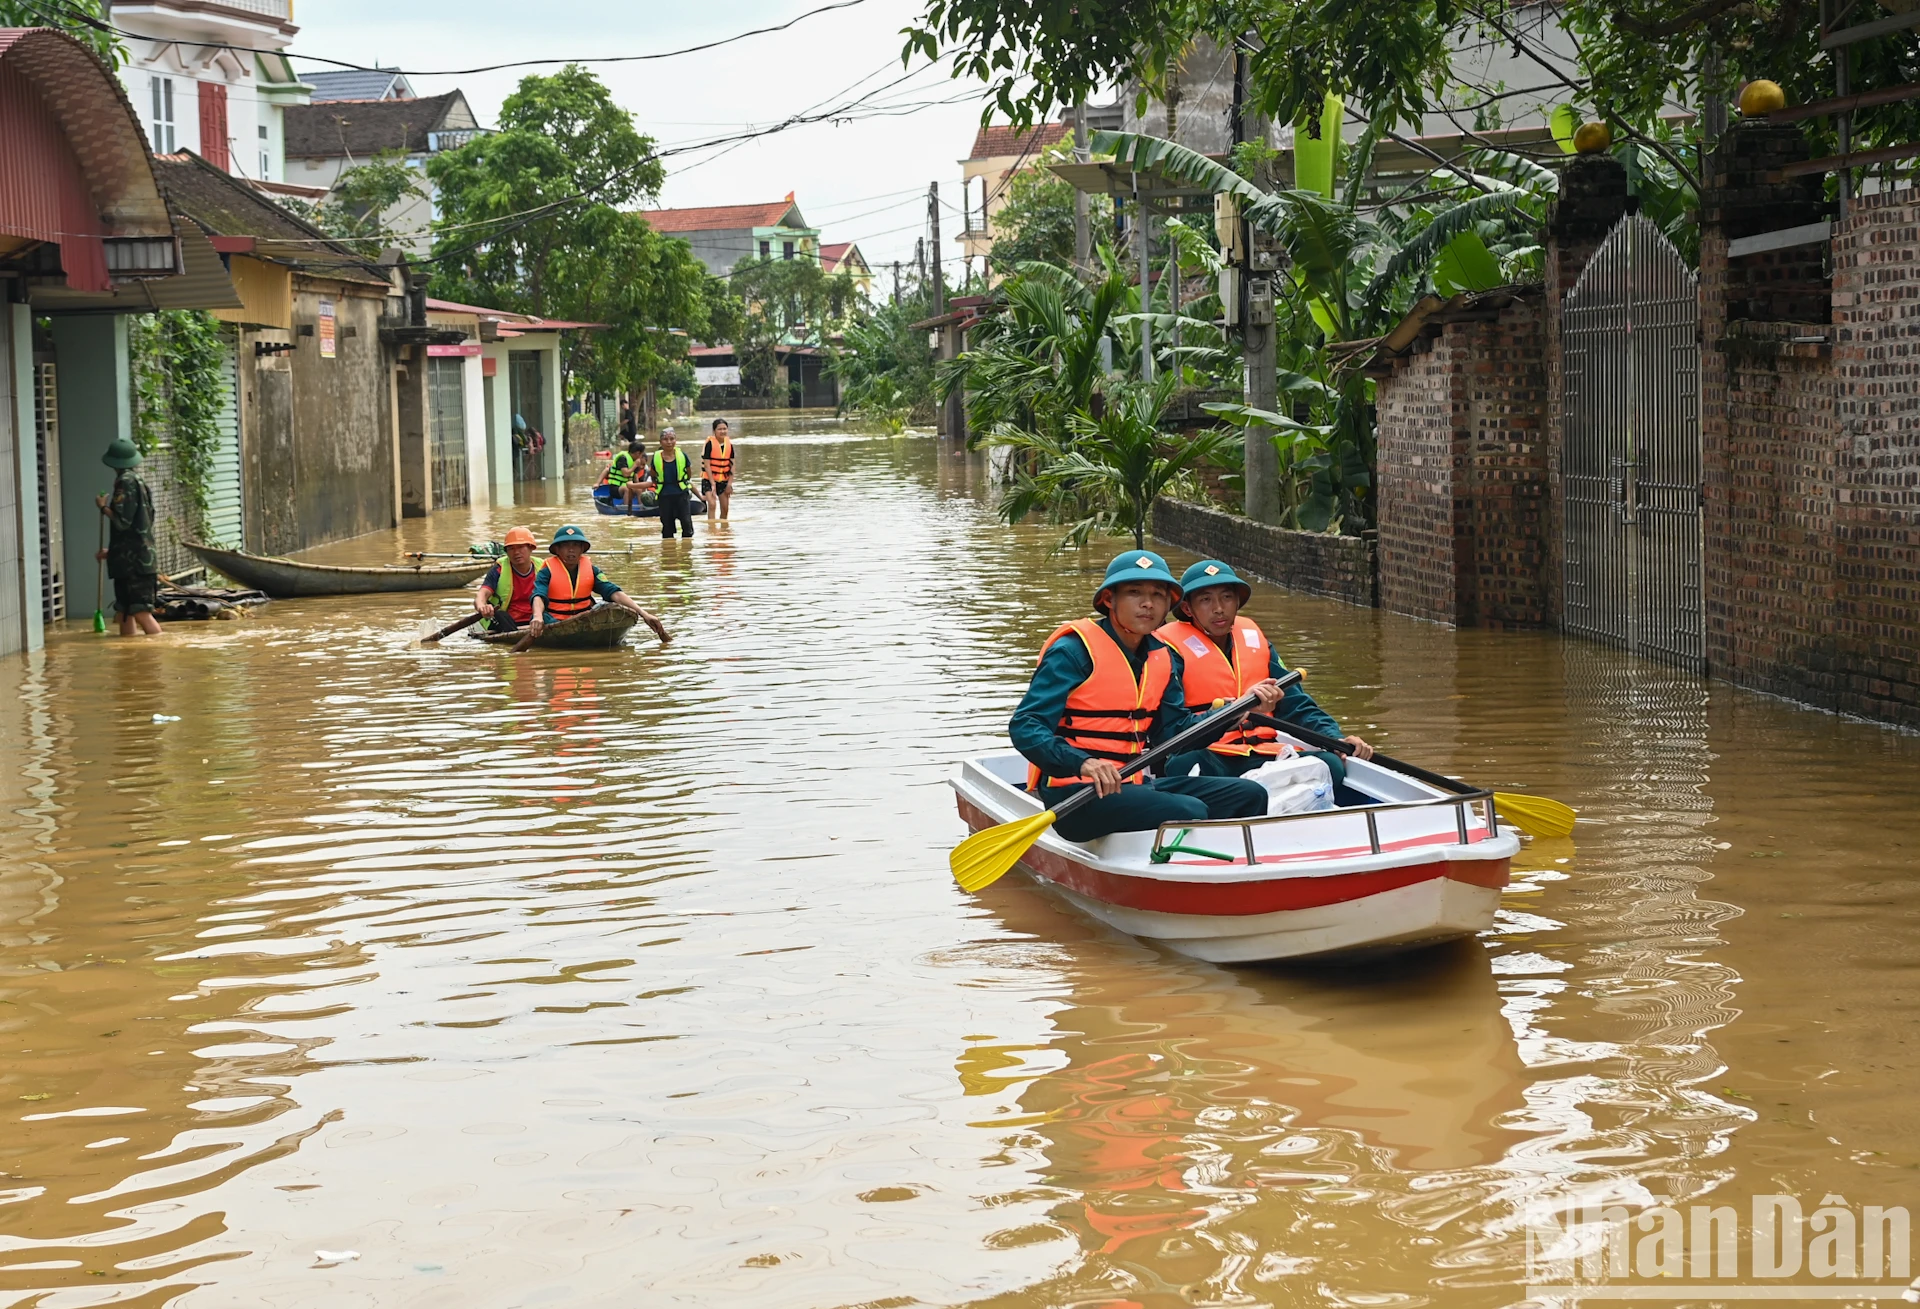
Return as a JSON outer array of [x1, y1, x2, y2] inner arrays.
[[992, 375, 1236, 549]]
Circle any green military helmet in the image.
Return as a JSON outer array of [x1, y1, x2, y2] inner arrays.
[[102, 437, 143, 469], [1177, 559, 1252, 611], [549, 524, 592, 550], [1093, 549, 1181, 613]]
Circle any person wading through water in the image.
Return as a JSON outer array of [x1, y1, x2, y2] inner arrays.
[[1008, 550, 1287, 844], [97, 437, 163, 636], [644, 428, 695, 539], [604, 438, 646, 512], [474, 526, 540, 632], [528, 525, 669, 642], [701, 418, 734, 522], [1156, 559, 1374, 797]]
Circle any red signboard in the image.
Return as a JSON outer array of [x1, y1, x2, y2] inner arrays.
[[427, 343, 482, 357]]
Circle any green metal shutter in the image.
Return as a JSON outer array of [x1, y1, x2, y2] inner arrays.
[[205, 333, 243, 547]]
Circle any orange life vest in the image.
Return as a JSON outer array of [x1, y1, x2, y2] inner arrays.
[[1156, 617, 1285, 757], [486, 559, 538, 623], [704, 435, 734, 480], [541, 553, 596, 620], [1027, 618, 1174, 790]]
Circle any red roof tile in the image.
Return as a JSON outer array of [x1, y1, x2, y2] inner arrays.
[[639, 200, 801, 233], [966, 121, 1070, 162]]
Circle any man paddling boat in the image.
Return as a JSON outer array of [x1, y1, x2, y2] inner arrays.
[[1008, 551, 1286, 844], [475, 526, 539, 632], [529, 525, 669, 642], [1156, 559, 1373, 787]]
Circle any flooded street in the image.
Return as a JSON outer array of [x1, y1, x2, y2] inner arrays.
[[3, 416, 1919, 1307]]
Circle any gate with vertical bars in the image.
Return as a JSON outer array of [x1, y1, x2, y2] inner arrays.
[[1561, 215, 1705, 672]]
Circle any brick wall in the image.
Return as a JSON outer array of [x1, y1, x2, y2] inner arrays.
[[1152, 497, 1376, 607], [1375, 331, 1459, 621], [1373, 293, 1550, 627], [1830, 189, 1920, 724], [1699, 122, 1920, 727]]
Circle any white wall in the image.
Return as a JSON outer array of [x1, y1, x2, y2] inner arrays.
[[461, 352, 489, 509]]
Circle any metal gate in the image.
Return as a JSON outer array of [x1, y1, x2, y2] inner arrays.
[[427, 356, 469, 510], [34, 360, 63, 623], [1562, 215, 1704, 671]]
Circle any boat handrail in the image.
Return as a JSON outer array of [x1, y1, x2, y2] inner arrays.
[[1149, 789, 1499, 865]]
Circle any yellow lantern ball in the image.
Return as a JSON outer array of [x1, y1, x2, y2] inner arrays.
[[1573, 121, 1613, 154], [1739, 80, 1787, 115]]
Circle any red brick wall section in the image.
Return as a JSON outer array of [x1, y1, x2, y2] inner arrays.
[[1373, 296, 1550, 628], [1375, 333, 1460, 623], [1831, 189, 1920, 725], [1461, 298, 1550, 627], [1151, 498, 1376, 608]]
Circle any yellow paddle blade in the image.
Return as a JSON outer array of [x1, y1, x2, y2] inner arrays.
[[1494, 792, 1577, 840], [951, 809, 1058, 893]]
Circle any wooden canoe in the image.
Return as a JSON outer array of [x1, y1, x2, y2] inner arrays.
[[471, 604, 638, 650], [185, 542, 489, 598]]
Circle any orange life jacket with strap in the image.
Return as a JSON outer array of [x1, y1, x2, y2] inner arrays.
[[704, 435, 734, 480], [541, 553, 596, 621], [486, 559, 538, 623], [1156, 616, 1287, 757], [1027, 618, 1174, 791]]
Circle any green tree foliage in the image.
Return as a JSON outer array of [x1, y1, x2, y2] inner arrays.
[[129, 311, 231, 542], [278, 151, 426, 257], [906, 0, 1459, 131], [831, 292, 939, 428], [426, 66, 734, 397], [0, 0, 122, 66], [727, 255, 853, 402], [995, 375, 1234, 549], [988, 143, 1112, 269]]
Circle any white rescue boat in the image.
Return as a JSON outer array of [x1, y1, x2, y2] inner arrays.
[[950, 748, 1521, 965]]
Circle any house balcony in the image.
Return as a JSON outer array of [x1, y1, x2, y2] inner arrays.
[[111, 0, 297, 48]]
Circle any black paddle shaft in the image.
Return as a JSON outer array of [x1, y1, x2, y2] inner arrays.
[[1244, 712, 1478, 797], [1051, 670, 1304, 820]]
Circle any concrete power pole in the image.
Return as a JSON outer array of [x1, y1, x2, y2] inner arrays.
[[1072, 101, 1090, 275], [1133, 172, 1152, 383], [929, 181, 946, 315], [1236, 43, 1281, 524]]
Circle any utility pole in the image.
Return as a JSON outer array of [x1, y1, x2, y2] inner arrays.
[[929, 181, 946, 315], [1072, 100, 1090, 275], [1234, 40, 1281, 525], [1133, 171, 1152, 383], [892, 260, 901, 306]]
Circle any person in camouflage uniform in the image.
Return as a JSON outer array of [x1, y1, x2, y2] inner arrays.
[[96, 437, 163, 636]]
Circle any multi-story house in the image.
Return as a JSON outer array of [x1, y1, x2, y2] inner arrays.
[[283, 91, 484, 249], [108, 0, 310, 184], [638, 197, 822, 278]]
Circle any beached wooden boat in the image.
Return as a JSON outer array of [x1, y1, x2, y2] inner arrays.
[[591, 485, 707, 517], [949, 743, 1521, 965], [185, 542, 488, 598], [471, 604, 638, 650]]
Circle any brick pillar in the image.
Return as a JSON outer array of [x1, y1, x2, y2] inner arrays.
[[1698, 121, 1836, 693], [1542, 154, 1629, 628]]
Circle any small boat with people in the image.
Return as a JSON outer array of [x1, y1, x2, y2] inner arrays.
[[591, 484, 706, 518], [186, 541, 489, 597], [951, 740, 1522, 964], [948, 550, 1565, 966], [471, 603, 638, 650]]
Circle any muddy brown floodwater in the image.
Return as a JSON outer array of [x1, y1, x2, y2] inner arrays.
[[2, 416, 1918, 1308]]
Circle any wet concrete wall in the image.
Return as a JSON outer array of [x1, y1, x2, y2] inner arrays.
[[240, 281, 396, 553], [1152, 497, 1375, 607]]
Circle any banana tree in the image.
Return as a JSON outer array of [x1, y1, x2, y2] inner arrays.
[[1091, 128, 1548, 531]]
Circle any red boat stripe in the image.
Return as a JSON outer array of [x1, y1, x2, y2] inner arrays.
[[955, 796, 1510, 916]]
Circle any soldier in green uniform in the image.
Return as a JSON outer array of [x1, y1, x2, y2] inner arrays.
[[96, 437, 163, 636]]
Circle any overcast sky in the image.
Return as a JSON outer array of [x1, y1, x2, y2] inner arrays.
[[286, 0, 1000, 279]]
